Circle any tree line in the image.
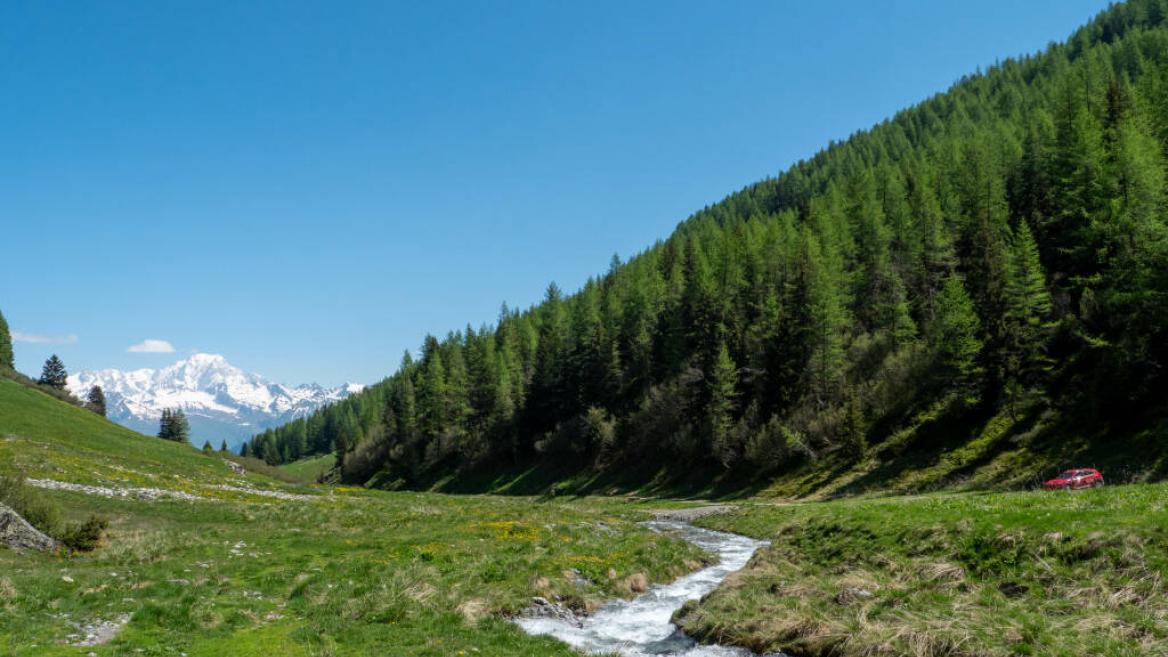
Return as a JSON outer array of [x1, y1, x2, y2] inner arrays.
[[247, 0, 1168, 487]]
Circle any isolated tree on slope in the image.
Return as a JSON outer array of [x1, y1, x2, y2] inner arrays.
[[38, 355, 68, 390], [0, 308, 13, 370], [86, 385, 107, 417], [158, 408, 190, 443]]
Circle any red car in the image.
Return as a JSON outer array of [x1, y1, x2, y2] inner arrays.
[[1044, 468, 1104, 490]]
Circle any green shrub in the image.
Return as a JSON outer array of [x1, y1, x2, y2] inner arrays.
[[61, 515, 109, 552]]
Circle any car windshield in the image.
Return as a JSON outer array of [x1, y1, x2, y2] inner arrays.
[[1058, 471, 1079, 478]]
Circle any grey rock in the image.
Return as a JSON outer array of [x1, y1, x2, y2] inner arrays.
[[0, 502, 59, 551], [517, 596, 583, 627], [834, 586, 874, 604], [69, 614, 131, 647]]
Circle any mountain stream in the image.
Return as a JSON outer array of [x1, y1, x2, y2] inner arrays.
[[515, 519, 775, 656]]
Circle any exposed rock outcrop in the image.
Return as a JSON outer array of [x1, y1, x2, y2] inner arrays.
[[0, 503, 59, 551]]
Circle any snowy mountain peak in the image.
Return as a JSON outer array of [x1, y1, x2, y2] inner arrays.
[[67, 354, 363, 449]]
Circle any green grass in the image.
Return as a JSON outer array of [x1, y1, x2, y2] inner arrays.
[[0, 378, 709, 656], [0, 378, 314, 499], [677, 484, 1168, 656], [1, 488, 708, 656], [280, 454, 335, 483]]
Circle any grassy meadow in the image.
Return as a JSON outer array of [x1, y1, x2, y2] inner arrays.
[[1, 488, 708, 657], [677, 484, 1168, 657]]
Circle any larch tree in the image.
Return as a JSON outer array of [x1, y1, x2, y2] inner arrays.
[[708, 337, 740, 468], [929, 276, 984, 392], [1005, 220, 1054, 386]]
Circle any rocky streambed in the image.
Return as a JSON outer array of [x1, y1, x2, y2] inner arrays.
[[515, 515, 779, 656]]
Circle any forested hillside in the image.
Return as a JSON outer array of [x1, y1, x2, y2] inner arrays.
[[250, 0, 1168, 493]]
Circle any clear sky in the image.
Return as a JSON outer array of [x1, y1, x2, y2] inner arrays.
[[1, 0, 1110, 386]]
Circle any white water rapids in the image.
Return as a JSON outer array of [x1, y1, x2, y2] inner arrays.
[[515, 519, 773, 656]]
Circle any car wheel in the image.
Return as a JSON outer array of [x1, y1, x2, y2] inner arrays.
[[1064, 484, 1072, 491]]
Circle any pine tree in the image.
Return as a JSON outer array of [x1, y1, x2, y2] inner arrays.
[[158, 409, 172, 439], [795, 228, 848, 405], [1005, 220, 1053, 385], [395, 356, 419, 443], [86, 385, 107, 417], [841, 387, 867, 461], [708, 336, 740, 468], [38, 355, 68, 390], [263, 440, 280, 465], [416, 336, 448, 441], [0, 308, 13, 370], [173, 409, 190, 444], [219, 440, 228, 453], [530, 283, 567, 436], [157, 408, 190, 443], [929, 276, 984, 392], [1049, 78, 1108, 282], [202, 440, 214, 454], [240, 441, 250, 458]]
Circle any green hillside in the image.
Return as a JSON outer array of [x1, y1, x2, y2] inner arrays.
[[278, 452, 335, 482], [252, 0, 1168, 497], [0, 377, 304, 496]]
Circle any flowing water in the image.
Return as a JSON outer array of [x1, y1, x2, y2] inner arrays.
[[515, 519, 771, 656]]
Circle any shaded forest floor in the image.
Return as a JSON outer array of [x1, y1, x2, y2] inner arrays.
[[393, 394, 1168, 502]]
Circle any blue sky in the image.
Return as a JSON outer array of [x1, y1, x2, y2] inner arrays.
[[0, 0, 1109, 386]]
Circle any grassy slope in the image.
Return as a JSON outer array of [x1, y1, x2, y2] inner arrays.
[[677, 484, 1168, 657], [0, 378, 297, 495], [0, 378, 709, 656], [279, 453, 334, 483]]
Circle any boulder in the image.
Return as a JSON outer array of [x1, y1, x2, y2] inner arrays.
[[0, 503, 59, 551]]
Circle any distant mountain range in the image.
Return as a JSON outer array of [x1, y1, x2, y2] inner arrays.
[[67, 353, 362, 450]]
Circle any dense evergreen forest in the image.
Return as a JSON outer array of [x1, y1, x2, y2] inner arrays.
[[247, 1, 1168, 490]]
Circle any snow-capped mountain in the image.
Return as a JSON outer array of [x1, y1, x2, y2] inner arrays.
[[68, 353, 363, 449]]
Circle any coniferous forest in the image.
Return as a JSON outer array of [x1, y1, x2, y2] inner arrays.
[[248, 1, 1168, 491]]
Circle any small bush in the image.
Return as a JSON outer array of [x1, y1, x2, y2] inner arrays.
[[61, 515, 109, 552]]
